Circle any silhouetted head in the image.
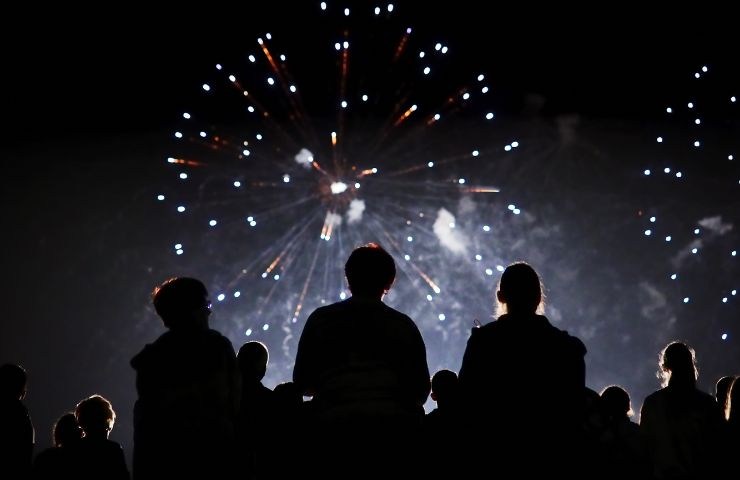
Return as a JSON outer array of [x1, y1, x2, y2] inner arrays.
[[273, 381, 303, 408], [431, 369, 458, 404], [0, 363, 27, 400], [75, 394, 116, 439], [600, 385, 633, 419], [238, 341, 269, 382], [53, 412, 82, 447], [152, 277, 211, 329], [495, 262, 545, 317], [345, 243, 396, 298], [716, 375, 736, 408], [658, 341, 698, 388]]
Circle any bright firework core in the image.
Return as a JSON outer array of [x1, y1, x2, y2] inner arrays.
[[330, 181, 348, 194]]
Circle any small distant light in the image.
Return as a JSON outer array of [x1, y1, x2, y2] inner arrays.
[[234, 291, 241, 298], [202, 84, 211, 92], [242, 149, 250, 156], [248, 55, 256, 63], [387, 3, 394, 12], [177, 206, 185, 213], [496, 265, 505, 272], [406, 27, 412, 34], [664, 167, 671, 173], [483, 225, 490, 232], [157, 194, 165, 201], [344, 7, 349, 15], [657, 137, 663, 143], [247, 216, 254, 222], [423, 66, 431, 75], [209, 220, 217, 227], [475, 254, 482, 261], [481, 86, 489, 93], [334, 42, 341, 51], [174, 131, 183, 139], [341, 100, 348, 108], [694, 72, 700, 79], [262, 324, 269, 331], [691, 248, 698, 254], [234, 181, 241, 188], [507, 204, 515, 211], [485, 268, 493, 276], [167, 157, 176, 163], [426, 294, 433, 301], [665, 236, 672, 242], [374, 6, 381, 14], [513, 209, 521, 215], [722, 297, 728, 303], [199, 131, 207, 138], [472, 150, 479, 156], [404, 254, 411, 261], [216, 64, 222, 70], [511, 141, 519, 148], [722, 333, 728, 340], [290, 85, 297, 93], [228, 75, 236, 82], [650, 216, 656, 222], [462, 92, 470, 100], [362, 94, 368, 101], [265, 33, 272, 40], [261, 273, 268, 278], [695, 118, 701, 125], [343, 41, 349, 49], [247, 106, 255, 113], [694, 228, 700, 234], [676, 172, 682, 178], [179, 173, 188, 179], [176, 249, 183, 255], [419, 51, 425, 58], [693, 140, 701, 147], [702, 65, 708, 72], [354, 182, 360, 188], [183, 112, 191, 119], [644, 230, 652, 236], [438, 313, 446, 321], [731, 96, 737, 103], [683, 297, 690, 303], [245, 329, 252, 336], [666, 107, 673, 113], [267, 77, 275, 85], [407, 236, 413, 242], [249, 221, 257, 227], [732, 250, 737, 256], [486, 112, 494, 120], [283, 175, 290, 183], [441, 46, 448, 54], [644, 169, 651, 175], [320, 2, 326, 10], [670, 274, 677, 280], [435, 43, 442, 51], [434, 114, 440, 120], [687, 102, 694, 109], [274, 274, 280, 281], [449, 222, 455, 228], [458, 178, 466, 184], [732, 289, 737, 295], [372, 167, 378, 173], [505, 145, 512, 152], [174, 243, 182, 250], [339, 291, 346, 300], [217, 294, 225, 301], [427, 162, 434, 168]]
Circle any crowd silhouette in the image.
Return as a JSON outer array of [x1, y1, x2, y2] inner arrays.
[[2, 243, 738, 479]]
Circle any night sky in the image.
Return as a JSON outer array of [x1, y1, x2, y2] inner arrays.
[[2, 1, 738, 462]]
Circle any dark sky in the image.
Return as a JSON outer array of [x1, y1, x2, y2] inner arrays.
[[1, 0, 738, 463]]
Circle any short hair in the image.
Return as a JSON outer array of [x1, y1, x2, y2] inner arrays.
[[345, 243, 396, 296], [431, 369, 459, 401], [237, 341, 269, 381], [600, 385, 633, 418], [496, 262, 545, 316], [75, 394, 116, 434], [53, 412, 82, 447], [152, 277, 209, 327], [0, 363, 27, 399]]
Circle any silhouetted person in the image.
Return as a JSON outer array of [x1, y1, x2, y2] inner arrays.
[[293, 243, 430, 479], [0, 363, 35, 480], [236, 341, 275, 480], [715, 375, 735, 412], [71, 395, 129, 480], [425, 369, 459, 428], [599, 385, 650, 479], [131, 277, 240, 479], [457, 261, 587, 477], [423, 369, 460, 478], [639, 341, 724, 479], [32, 412, 82, 479], [725, 377, 740, 457]]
